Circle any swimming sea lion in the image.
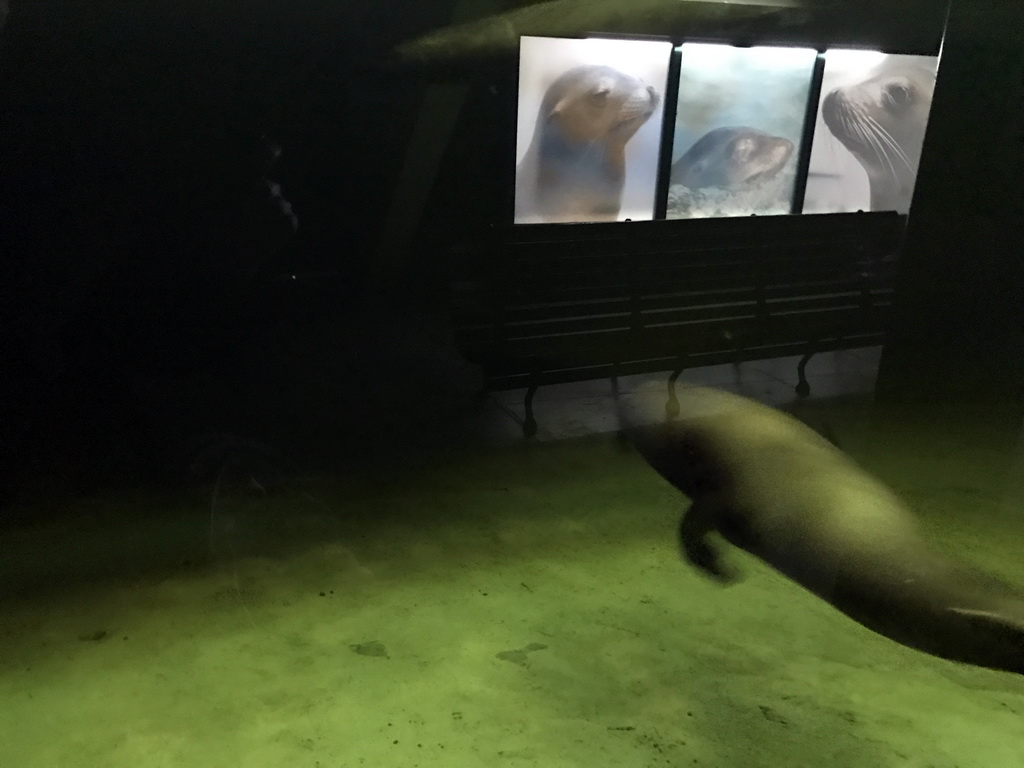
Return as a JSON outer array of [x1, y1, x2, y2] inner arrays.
[[515, 64, 659, 223], [618, 383, 1024, 675], [670, 126, 795, 191], [391, 0, 805, 65], [820, 60, 936, 212]]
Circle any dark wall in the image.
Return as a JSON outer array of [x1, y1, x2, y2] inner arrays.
[[875, 0, 1024, 412], [0, 0, 479, 495], [0, 1, 456, 283], [2, 0, 1020, 495]]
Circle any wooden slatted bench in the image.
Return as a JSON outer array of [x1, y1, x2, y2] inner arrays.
[[448, 211, 906, 436]]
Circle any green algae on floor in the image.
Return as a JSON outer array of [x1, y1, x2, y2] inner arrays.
[[1, 426, 1023, 767]]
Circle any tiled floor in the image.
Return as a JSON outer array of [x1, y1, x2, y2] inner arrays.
[[471, 346, 883, 445]]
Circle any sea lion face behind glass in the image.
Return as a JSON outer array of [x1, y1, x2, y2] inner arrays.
[[821, 63, 935, 209], [519, 64, 660, 222], [671, 126, 795, 190], [543, 65, 660, 147]]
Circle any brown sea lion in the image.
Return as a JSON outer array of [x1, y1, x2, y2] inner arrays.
[[820, 60, 936, 212], [515, 64, 659, 223], [391, 0, 805, 65], [670, 126, 794, 191], [618, 383, 1024, 676]]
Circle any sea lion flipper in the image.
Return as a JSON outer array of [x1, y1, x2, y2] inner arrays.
[[679, 496, 742, 584]]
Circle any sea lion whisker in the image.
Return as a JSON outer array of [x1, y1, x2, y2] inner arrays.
[[863, 113, 914, 172], [859, 117, 899, 178], [847, 103, 900, 178], [867, 121, 903, 179], [821, 62, 934, 211], [845, 106, 889, 170], [845, 109, 870, 148]]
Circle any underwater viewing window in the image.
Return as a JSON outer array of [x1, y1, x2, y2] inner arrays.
[[513, 35, 672, 224], [512, 37, 939, 224], [668, 43, 817, 220], [804, 49, 939, 215]]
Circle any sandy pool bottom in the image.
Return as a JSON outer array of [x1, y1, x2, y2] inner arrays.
[[2, 425, 1024, 767]]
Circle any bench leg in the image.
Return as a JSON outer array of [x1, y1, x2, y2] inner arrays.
[[666, 368, 683, 417], [610, 375, 631, 447], [522, 384, 539, 438], [795, 348, 815, 398]]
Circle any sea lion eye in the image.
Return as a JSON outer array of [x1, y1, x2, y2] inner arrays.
[[884, 82, 913, 108]]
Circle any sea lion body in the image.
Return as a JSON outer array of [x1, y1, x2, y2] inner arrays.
[[821, 61, 935, 212], [515, 65, 659, 223], [670, 126, 794, 190], [392, 0, 803, 65], [619, 384, 1024, 675]]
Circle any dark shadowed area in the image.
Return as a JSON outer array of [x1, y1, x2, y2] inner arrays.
[[0, 0, 503, 505], [2, 2, 1024, 766]]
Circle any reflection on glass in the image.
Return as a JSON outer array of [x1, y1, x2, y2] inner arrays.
[[805, 50, 939, 215], [668, 43, 817, 220], [514, 36, 672, 224]]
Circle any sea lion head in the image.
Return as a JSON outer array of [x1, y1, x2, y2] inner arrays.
[[671, 127, 794, 190], [541, 64, 660, 148], [520, 64, 660, 222], [821, 63, 935, 185], [617, 384, 741, 498], [731, 132, 795, 184], [627, 424, 729, 499]]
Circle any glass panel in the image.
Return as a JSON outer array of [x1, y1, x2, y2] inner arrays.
[[668, 43, 817, 220], [804, 50, 939, 214], [515, 36, 672, 224]]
